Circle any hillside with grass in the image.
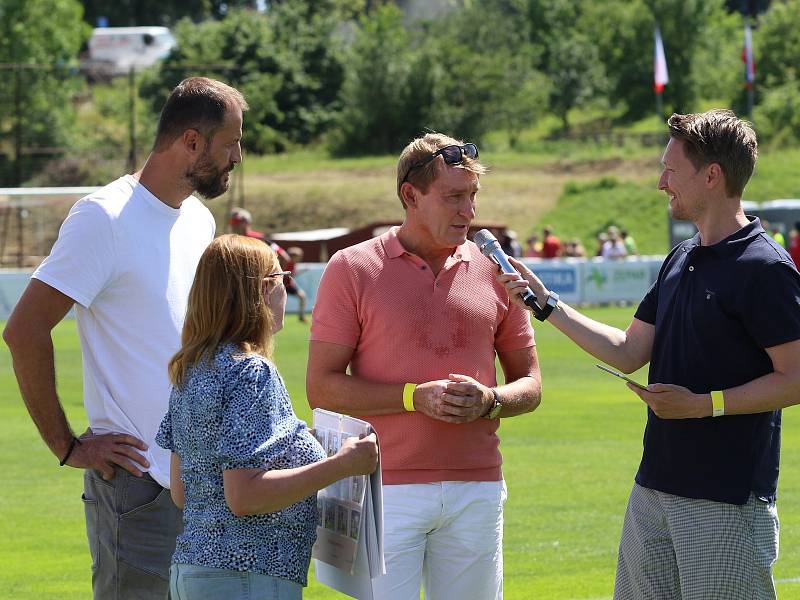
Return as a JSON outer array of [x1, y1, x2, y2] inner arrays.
[[212, 134, 800, 258]]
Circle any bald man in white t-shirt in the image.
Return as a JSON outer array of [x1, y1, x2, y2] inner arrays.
[[4, 77, 247, 600]]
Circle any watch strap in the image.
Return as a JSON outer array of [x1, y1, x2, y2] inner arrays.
[[483, 388, 502, 419], [533, 291, 559, 321]]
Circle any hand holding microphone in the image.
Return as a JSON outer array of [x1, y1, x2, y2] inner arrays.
[[474, 229, 559, 321]]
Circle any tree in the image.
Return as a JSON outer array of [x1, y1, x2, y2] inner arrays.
[[646, 0, 723, 114], [580, 0, 654, 120], [544, 32, 606, 129], [330, 0, 552, 154], [329, 4, 417, 155], [79, 0, 259, 26], [139, 6, 345, 153], [419, 0, 549, 143], [756, 0, 800, 89], [0, 0, 91, 184], [725, 0, 770, 15], [689, 9, 743, 111], [493, 55, 551, 148], [584, 0, 729, 121], [753, 74, 800, 146]]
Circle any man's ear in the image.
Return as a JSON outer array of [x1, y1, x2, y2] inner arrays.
[[182, 129, 204, 156], [706, 162, 723, 190], [400, 181, 418, 209]]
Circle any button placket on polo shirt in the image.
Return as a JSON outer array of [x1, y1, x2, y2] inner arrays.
[[403, 253, 438, 295], [434, 254, 465, 293]]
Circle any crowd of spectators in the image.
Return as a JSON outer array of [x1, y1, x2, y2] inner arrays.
[[482, 219, 800, 268], [519, 225, 635, 260]]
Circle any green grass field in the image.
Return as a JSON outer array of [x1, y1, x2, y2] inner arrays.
[[3, 310, 800, 599]]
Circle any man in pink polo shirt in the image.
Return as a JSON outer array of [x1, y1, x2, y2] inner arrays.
[[307, 132, 542, 599]]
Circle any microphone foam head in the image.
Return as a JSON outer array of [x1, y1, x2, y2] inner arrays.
[[473, 229, 500, 256]]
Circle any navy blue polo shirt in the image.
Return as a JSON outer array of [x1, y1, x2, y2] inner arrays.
[[634, 217, 800, 505]]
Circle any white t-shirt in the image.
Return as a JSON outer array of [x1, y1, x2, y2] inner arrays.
[[33, 175, 215, 487]]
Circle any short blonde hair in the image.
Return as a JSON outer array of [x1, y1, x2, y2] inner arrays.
[[168, 234, 280, 387], [396, 133, 487, 207]]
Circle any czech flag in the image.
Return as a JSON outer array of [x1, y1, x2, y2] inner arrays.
[[742, 21, 756, 89], [654, 26, 669, 94]]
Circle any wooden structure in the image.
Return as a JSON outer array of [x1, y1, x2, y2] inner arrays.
[[270, 221, 508, 262]]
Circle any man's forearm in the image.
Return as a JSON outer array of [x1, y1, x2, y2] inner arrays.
[[496, 375, 541, 417], [721, 369, 800, 415], [548, 302, 646, 374], [7, 331, 74, 459], [500, 262, 651, 373], [307, 371, 407, 416]]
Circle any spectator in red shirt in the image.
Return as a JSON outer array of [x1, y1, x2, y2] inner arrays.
[[524, 234, 541, 258], [229, 208, 291, 267], [541, 226, 561, 258], [790, 222, 800, 270], [229, 208, 263, 240]]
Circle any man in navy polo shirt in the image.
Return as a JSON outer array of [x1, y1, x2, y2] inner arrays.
[[498, 109, 800, 599]]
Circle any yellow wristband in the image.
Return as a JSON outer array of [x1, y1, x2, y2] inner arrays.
[[403, 383, 416, 412], [710, 390, 725, 417]]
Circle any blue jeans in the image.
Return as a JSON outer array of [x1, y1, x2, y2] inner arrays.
[[170, 564, 302, 600]]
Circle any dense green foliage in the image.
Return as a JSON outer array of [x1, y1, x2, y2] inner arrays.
[[103, 0, 799, 158], [3, 0, 800, 184], [139, 4, 346, 153], [0, 0, 91, 183], [80, 0, 258, 26], [79, 0, 367, 26]]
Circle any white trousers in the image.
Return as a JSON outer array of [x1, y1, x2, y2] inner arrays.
[[372, 480, 507, 600]]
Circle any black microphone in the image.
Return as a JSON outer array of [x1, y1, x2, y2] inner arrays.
[[473, 229, 540, 311]]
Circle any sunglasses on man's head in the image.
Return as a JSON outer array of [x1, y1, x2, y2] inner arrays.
[[401, 143, 479, 185]]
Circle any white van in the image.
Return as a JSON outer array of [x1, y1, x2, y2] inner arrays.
[[84, 27, 177, 78]]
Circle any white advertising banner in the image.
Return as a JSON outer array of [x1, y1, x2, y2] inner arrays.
[[520, 259, 582, 304], [1, 257, 665, 321], [581, 259, 653, 304], [0, 272, 32, 321]]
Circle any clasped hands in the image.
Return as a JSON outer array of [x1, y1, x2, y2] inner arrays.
[[412, 374, 493, 423]]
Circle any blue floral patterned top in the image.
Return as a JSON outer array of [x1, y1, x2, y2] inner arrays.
[[156, 344, 326, 586]]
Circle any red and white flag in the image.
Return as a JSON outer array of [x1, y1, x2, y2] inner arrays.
[[742, 21, 756, 89], [654, 26, 669, 94]]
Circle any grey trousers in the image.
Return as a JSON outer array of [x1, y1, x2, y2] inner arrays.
[[615, 483, 779, 600], [82, 467, 183, 600]]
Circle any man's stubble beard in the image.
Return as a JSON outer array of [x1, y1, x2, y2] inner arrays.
[[186, 149, 233, 200]]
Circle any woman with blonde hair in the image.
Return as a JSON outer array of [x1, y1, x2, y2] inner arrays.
[[156, 234, 377, 600]]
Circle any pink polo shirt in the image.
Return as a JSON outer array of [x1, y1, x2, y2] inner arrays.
[[310, 227, 535, 484]]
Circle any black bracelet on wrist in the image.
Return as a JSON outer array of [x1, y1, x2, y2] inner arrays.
[[59, 436, 81, 466]]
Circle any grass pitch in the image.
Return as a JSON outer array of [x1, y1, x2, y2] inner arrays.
[[3, 309, 800, 599]]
